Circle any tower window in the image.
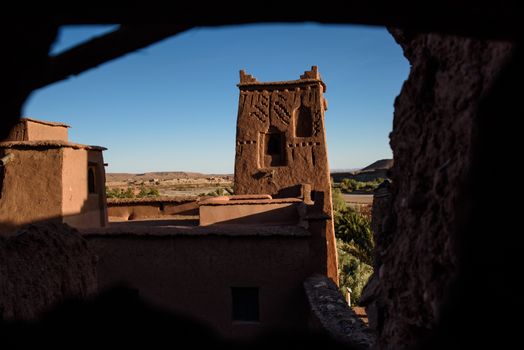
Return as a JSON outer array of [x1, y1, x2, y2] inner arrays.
[[231, 287, 259, 322], [267, 133, 282, 155], [88, 165, 97, 194], [262, 131, 286, 167], [295, 105, 313, 137]]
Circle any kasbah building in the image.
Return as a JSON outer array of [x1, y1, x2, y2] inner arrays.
[[0, 67, 343, 338]]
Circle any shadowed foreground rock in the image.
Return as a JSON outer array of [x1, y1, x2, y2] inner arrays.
[[361, 28, 520, 349], [0, 222, 97, 320]]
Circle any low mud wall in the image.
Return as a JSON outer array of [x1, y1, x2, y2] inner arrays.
[[107, 197, 198, 220]]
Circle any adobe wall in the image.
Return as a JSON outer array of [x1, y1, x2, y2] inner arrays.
[[3, 119, 69, 142], [61, 148, 107, 228], [0, 148, 63, 234], [0, 222, 97, 320], [3, 122, 27, 141], [107, 197, 198, 221], [26, 121, 68, 141], [85, 232, 312, 338], [199, 199, 301, 226]]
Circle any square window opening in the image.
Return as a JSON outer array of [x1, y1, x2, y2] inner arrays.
[[231, 287, 259, 322]]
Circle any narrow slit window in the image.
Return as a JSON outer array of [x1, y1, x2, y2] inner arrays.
[[88, 165, 97, 194]]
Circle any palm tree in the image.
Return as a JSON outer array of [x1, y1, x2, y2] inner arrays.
[[334, 207, 374, 266]]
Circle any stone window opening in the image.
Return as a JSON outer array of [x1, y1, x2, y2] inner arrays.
[[231, 287, 260, 322]]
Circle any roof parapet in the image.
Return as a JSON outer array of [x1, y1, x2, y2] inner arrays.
[[239, 70, 259, 84], [300, 66, 321, 80], [238, 66, 326, 92]]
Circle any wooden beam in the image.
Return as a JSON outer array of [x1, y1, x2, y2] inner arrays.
[[35, 24, 193, 89]]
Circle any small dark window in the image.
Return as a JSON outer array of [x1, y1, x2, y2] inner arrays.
[[231, 287, 259, 322], [267, 133, 282, 155], [263, 131, 286, 167], [88, 166, 96, 194]]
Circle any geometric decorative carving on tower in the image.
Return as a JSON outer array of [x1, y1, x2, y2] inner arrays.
[[250, 92, 269, 124], [235, 66, 329, 199]]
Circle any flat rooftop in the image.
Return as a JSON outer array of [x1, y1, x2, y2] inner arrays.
[[80, 218, 310, 238], [0, 140, 106, 151]]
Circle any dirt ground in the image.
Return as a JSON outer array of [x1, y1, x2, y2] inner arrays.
[[342, 193, 373, 205], [106, 171, 233, 196], [107, 173, 378, 200]]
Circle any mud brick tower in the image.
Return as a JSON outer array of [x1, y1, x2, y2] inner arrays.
[[234, 66, 337, 280]]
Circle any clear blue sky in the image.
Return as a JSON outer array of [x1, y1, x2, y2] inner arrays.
[[24, 24, 409, 174]]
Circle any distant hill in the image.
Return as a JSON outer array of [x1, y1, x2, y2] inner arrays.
[[331, 159, 393, 183], [360, 159, 393, 172], [106, 160, 392, 183], [331, 168, 361, 173]]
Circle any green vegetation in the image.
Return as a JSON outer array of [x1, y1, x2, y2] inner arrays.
[[106, 187, 134, 198], [106, 185, 160, 199], [198, 187, 234, 197], [332, 187, 347, 213], [137, 186, 160, 197], [333, 192, 375, 305], [337, 177, 384, 193], [337, 239, 373, 305], [334, 206, 374, 266]]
